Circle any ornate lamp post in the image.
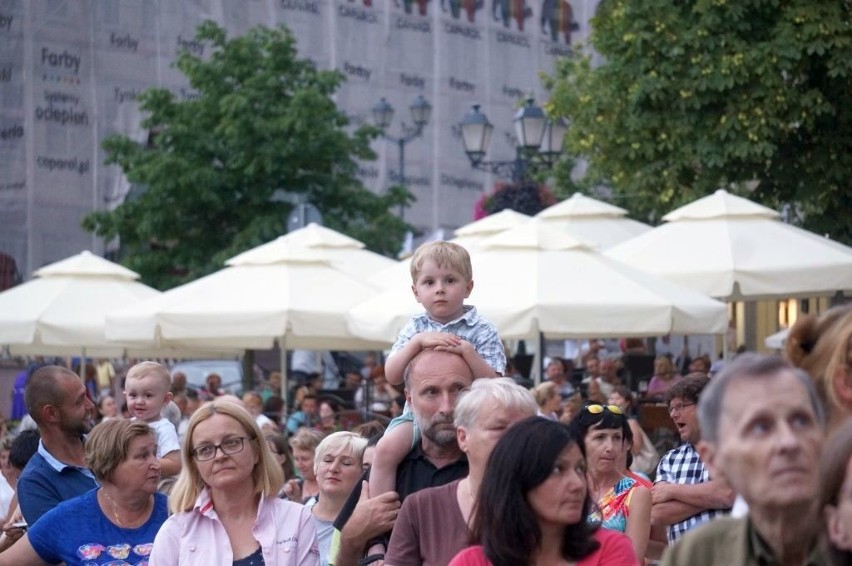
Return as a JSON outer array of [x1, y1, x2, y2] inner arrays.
[[459, 98, 568, 181], [372, 95, 432, 219]]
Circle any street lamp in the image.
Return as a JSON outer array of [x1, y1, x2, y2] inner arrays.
[[372, 95, 432, 219], [459, 97, 567, 181]]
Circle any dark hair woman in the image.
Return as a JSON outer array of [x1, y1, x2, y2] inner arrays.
[[449, 417, 638, 566]]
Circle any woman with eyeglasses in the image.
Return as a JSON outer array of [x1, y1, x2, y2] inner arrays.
[[449, 417, 637, 566], [149, 398, 319, 565], [569, 403, 651, 562]]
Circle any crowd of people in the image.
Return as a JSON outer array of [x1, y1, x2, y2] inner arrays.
[[0, 240, 850, 565]]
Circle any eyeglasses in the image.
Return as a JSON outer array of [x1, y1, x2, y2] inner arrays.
[[192, 436, 252, 461], [668, 402, 696, 415], [584, 404, 624, 416]]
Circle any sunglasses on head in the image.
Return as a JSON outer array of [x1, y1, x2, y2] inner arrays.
[[584, 403, 624, 416]]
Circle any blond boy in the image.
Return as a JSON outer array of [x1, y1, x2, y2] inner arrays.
[[369, 241, 505, 498], [124, 361, 181, 476]]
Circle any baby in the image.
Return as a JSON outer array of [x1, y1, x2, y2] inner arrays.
[[124, 361, 181, 476], [369, 241, 506, 497]]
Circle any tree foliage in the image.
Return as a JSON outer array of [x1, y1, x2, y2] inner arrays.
[[546, 0, 852, 241], [84, 21, 410, 289]]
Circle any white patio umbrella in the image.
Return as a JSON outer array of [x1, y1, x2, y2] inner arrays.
[[368, 210, 532, 290], [228, 223, 396, 278], [536, 192, 652, 250], [605, 189, 852, 300], [347, 221, 728, 347], [107, 239, 389, 400], [452, 209, 532, 249], [0, 250, 229, 358]]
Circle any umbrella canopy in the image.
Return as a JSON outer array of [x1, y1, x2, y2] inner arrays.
[[605, 190, 852, 300], [0, 251, 229, 357], [536, 192, 652, 250], [347, 221, 728, 343], [228, 223, 396, 278], [452, 209, 533, 252], [107, 239, 388, 351], [454, 209, 532, 238], [368, 212, 532, 290]]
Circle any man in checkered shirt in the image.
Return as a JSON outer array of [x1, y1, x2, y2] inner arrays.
[[650, 375, 735, 546]]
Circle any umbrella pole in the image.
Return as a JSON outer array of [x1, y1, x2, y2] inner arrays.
[[532, 331, 541, 385], [279, 337, 288, 411]]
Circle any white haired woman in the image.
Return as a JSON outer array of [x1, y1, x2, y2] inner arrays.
[[307, 432, 369, 566], [385, 377, 539, 566], [149, 398, 318, 565], [0, 419, 167, 565]]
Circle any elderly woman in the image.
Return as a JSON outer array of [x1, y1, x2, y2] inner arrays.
[[0, 419, 167, 565], [449, 418, 638, 565], [821, 420, 852, 565], [284, 427, 324, 504], [149, 398, 318, 565], [570, 403, 651, 561], [307, 432, 368, 565], [532, 381, 561, 420], [386, 378, 539, 566]]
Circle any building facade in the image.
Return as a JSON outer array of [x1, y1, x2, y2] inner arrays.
[[0, 0, 598, 278]]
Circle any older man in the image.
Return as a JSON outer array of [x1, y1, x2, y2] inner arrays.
[[662, 354, 828, 565], [332, 349, 474, 565]]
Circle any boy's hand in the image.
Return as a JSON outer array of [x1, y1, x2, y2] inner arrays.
[[415, 331, 462, 350], [432, 337, 472, 356]]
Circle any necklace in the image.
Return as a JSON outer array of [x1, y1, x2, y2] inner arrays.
[[101, 488, 125, 528], [101, 488, 150, 529]]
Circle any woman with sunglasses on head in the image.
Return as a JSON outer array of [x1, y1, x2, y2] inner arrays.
[[449, 417, 638, 566], [149, 398, 319, 565], [569, 403, 651, 562]]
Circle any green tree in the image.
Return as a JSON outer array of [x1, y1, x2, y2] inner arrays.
[[546, 0, 852, 241], [84, 21, 410, 289]]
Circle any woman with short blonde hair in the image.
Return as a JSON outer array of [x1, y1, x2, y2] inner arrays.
[[309, 432, 368, 565]]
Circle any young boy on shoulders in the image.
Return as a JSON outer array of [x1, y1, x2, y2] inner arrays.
[[370, 241, 506, 497], [124, 361, 182, 476]]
